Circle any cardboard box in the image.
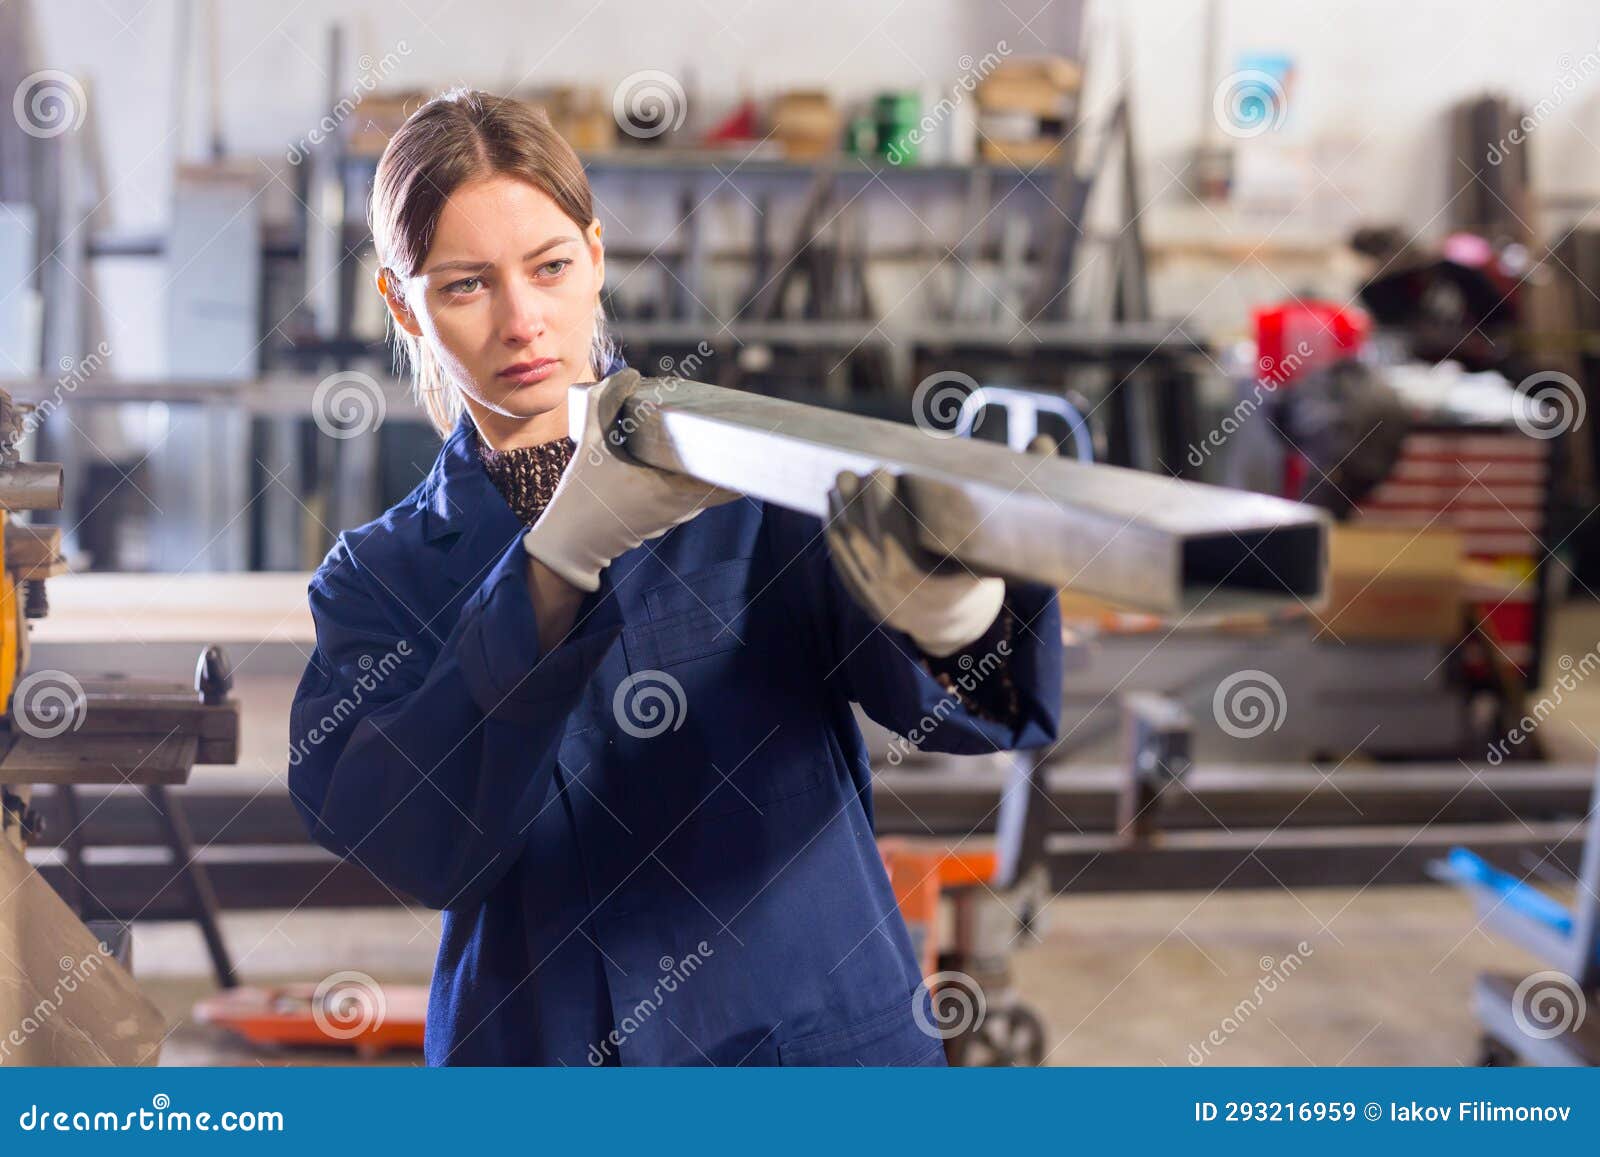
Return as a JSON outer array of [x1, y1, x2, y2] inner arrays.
[[525, 87, 616, 153], [976, 57, 1081, 118], [1314, 525, 1462, 642], [771, 90, 840, 159]]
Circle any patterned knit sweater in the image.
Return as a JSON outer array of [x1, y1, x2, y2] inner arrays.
[[476, 435, 577, 528], [476, 434, 1020, 728]]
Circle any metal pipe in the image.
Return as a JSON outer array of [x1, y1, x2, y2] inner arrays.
[[0, 463, 62, 511], [585, 375, 1328, 616]]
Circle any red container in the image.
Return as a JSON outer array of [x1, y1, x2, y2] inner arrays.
[[1252, 299, 1370, 386]]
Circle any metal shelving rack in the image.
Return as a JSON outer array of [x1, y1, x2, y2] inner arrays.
[[7, 14, 1211, 572]]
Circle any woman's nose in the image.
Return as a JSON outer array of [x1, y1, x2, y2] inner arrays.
[[496, 281, 546, 344]]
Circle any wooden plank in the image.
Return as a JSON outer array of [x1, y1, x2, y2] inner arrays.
[[0, 732, 199, 785], [57, 692, 240, 748], [0, 679, 241, 770]]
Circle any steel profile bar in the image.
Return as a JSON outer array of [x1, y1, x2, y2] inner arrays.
[[585, 376, 1328, 615]]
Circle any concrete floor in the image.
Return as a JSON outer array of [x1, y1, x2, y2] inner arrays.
[[131, 882, 1546, 1067], [129, 602, 1600, 1066], [1013, 886, 1544, 1066]]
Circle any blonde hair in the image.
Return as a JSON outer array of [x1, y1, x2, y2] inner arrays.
[[369, 87, 619, 437]]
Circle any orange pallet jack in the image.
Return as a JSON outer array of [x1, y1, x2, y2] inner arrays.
[[879, 744, 1059, 1067], [879, 838, 1048, 1066], [193, 979, 426, 1059]]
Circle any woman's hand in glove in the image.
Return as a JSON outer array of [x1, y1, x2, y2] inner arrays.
[[824, 467, 1005, 658], [522, 368, 741, 593]]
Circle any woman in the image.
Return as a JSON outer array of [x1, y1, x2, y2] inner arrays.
[[289, 88, 1064, 1067]]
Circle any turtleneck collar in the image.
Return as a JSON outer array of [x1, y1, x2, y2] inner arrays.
[[475, 435, 575, 528]]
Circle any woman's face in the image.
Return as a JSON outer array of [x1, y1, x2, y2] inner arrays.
[[384, 173, 606, 447]]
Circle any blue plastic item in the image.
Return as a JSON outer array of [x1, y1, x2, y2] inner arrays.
[[1444, 847, 1573, 935]]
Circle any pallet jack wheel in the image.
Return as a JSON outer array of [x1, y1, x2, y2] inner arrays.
[[971, 1003, 1047, 1067]]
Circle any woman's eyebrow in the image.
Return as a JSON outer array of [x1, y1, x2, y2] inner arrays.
[[523, 235, 580, 258], [422, 236, 581, 277]]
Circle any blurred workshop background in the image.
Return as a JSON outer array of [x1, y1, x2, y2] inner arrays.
[[4, 0, 1600, 1067]]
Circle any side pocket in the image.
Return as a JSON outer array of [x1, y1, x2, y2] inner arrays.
[[777, 991, 945, 1067]]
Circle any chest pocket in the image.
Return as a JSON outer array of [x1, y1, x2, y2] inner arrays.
[[618, 556, 828, 818], [625, 557, 754, 667], [643, 557, 751, 618]]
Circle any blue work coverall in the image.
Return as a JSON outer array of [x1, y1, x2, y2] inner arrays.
[[288, 354, 1064, 1065]]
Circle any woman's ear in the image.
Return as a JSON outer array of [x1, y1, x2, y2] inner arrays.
[[586, 218, 605, 290], [376, 267, 424, 338]]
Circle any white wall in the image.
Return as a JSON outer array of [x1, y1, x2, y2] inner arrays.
[[1133, 0, 1600, 218], [1123, 0, 1600, 333]]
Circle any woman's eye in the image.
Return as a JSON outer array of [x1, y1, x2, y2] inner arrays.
[[536, 259, 571, 278], [444, 276, 482, 295]]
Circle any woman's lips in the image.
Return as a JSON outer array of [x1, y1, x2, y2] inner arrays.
[[497, 358, 559, 384]]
